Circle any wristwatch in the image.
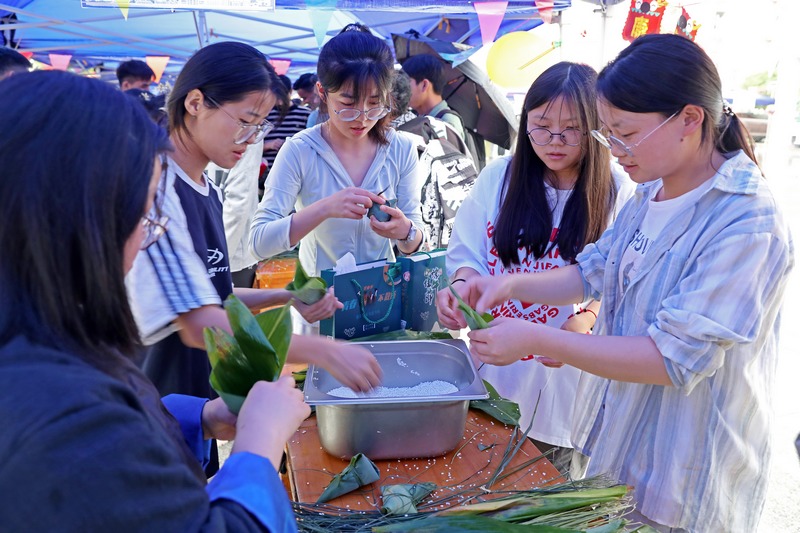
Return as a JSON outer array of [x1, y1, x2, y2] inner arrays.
[[400, 221, 418, 243]]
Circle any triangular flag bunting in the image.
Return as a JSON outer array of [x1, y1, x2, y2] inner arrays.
[[269, 58, 292, 76], [534, 0, 555, 24], [20, 51, 34, 60], [474, 1, 508, 46], [115, 0, 130, 20], [306, 0, 337, 48], [49, 54, 72, 71], [145, 56, 170, 83]]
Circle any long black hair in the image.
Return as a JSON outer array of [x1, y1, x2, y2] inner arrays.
[[168, 41, 286, 145], [596, 33, 758, 167], [0, 71, 170, 359], [494, 62, 616, 267], [317, 23, 394, 145]]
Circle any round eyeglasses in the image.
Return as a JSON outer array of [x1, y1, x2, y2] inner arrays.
[[527, 127, 583, 147], [333, 105, 391, 122], [141, 214, 169, 250], [203, 93, 274, 145], [590, 110, 679, 157]]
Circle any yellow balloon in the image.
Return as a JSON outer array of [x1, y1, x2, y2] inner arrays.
[[486, 31, 557, 90]]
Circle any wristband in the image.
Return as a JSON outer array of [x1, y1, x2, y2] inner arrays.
[[451, 278, 467, 285]]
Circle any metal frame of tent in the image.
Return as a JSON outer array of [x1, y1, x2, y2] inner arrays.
[[0, 0, 571, 77]]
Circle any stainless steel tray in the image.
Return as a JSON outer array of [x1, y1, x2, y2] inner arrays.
[[304, 339, 488, 459]]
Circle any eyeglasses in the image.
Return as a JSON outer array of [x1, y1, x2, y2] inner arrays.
[[591, 110, 680, 157], [140, 214, 169, 250], [527, 127, 583, 147], [333, 105, 391, 122], [203, 93, 274, 145]]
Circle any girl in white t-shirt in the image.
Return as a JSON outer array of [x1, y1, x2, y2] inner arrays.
[[437, 62, 633, 475]]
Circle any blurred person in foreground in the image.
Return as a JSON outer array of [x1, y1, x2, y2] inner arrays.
[[0, 69, 308, 531]]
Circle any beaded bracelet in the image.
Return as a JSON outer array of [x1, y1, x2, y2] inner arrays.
[[579, 308, 598, 320]]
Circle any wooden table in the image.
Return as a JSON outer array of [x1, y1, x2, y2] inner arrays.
[[285, 409, 565, 512]]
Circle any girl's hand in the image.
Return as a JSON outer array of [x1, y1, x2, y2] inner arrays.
[[465, 275, 514, 313], [201, 397, 238, 441], [232, 377, 310, 470], [560, 312, 594, 334], [468, 317, 541, 366], [318, 341, 383, 392], [535, 356, 565, 369], [292, 287, 342, 323], [436, 283, 470, 330], [369, 204, 410, 240], [324, 187, 383, 220]]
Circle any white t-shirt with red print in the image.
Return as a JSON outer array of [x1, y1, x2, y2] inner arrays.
[[447, 156, 634, 447]]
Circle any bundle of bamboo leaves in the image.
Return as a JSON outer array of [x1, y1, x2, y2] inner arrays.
[[204, 294, 293, 413], [293, 475, 645, 532]]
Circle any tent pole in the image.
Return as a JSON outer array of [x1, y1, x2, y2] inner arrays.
[[193, 10, 208, 48]]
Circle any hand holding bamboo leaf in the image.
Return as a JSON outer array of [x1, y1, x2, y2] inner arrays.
[[449, 284, 494, 330], [204, 294, 295, 413], [285, 261, 328, 305]]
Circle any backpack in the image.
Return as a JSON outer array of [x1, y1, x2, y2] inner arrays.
[[433, 107, 486, 172], [399, 116, 478, 249]]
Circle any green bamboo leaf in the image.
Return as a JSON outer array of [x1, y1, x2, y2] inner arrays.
[[470, 380, 521, 426], [367, 198, 397, 222], [317, 453, 380, 503], [380, 482, 437, 516], [373, 515, 580, 532], [224, 294, 279, 382], [449, 284, 493, 330], [485, 487, 629, 522], [286, 261, 328, 305], [203, 326, 257, 397], [254, 302, 293, 373]]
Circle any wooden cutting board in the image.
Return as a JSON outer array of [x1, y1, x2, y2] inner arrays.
[[285, 409, 565, 511]]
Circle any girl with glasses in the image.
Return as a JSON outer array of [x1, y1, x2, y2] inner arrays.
[[0, 71, 308, 531], [250, 24, 425, 330], [459, 34, 793, 532], [436, 61, 634, 476], [127, 42, 382, 475]]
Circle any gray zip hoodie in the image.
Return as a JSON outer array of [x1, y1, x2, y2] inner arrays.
[[249, 124, 423, 276]]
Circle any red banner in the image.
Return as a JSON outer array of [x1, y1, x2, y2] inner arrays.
[[621, 0, 668, 42], [675, 7, 700, 41]]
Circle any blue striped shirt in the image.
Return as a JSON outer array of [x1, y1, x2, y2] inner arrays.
[[574, 151, 794, 532]]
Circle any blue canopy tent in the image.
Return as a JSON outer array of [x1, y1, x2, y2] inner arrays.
[[0, 0, 571, 79]]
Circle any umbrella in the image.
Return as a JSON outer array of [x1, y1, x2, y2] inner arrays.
[[393, 31, 518, 150]]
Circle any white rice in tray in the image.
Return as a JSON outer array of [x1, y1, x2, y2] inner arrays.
[[327, 380, 458, 399]]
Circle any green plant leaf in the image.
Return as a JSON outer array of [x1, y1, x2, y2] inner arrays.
[[381, 482, 437, 516], [254, 302, 293, 373], [224, 294, 279, 381], [317, 453, 380, 503], [285, 261, 328, 305], [373, 515, 580, 532], [470, 380, 521, 427], [449, 285, 493, 330], [367, 198, 397, 222], [203, 326, 257, 397]]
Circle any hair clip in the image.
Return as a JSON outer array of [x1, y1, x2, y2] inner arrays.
[[722, 103, 735, 117]]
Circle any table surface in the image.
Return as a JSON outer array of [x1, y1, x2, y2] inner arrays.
[[285, 409, 565, 512]]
